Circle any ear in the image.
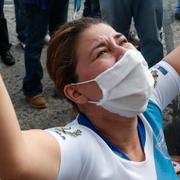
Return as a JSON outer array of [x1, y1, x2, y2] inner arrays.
[[64, 84, 89, 104]]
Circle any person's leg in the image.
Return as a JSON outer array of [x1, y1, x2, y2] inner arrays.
[[83, 0, 91, 17], [175, 0, 180, 20], [99, 0, 132, 38], [0, 0, 10, 53], [49, 0, 69, 35], [23, 4, 48, 99], [133, 0, 163, 67], [0, 0, 4, 17], [83, 0, 101, 18], [13, 0, 27, 44], [0, 0, 15, 65]]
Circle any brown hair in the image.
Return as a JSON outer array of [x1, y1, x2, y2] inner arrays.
[[47, 17, 104, 111]]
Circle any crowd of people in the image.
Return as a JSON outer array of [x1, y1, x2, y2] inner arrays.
[[0, 1, 180, 179], [0, 0, 179, 109]]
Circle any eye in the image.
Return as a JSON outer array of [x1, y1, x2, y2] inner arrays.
[[96, 49, 108, 58], [118, 39, 128, 46]]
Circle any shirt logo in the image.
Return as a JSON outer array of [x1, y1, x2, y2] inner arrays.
[[157, 65, 168, 75], [54, 127, 82, 140], [151, 70, 159, 88]]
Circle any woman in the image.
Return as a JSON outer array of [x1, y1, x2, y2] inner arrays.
[[0, 18, 179, 179]]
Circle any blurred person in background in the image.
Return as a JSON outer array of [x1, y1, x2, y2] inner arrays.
[[22, 0, 69, 108], [14, 0, 27, 48], [0, 0, 15, 66], [175, 0, 180, 20], [99, 0, 164, 67]]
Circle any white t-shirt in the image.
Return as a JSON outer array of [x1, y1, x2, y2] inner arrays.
[[46, 61, 180, 180]]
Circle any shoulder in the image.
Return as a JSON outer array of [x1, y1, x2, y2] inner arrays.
[[46, 119, 105, 180], [46, 119, 100, 146], [150, 60, 180, 110]]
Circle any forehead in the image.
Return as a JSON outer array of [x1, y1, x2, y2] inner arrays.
[[75, 23, 117, 61], [75, 23, 118, 79], [77, 23, 117, 47]]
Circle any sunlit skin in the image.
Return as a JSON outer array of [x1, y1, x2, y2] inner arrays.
[[64, 23, 145, 161]]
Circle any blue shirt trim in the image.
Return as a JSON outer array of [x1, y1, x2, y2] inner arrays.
[[77, 113, 145, 160], [143, 100, 178, 179]]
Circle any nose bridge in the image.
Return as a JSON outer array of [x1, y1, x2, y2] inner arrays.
[[109, 38, 125, 60]]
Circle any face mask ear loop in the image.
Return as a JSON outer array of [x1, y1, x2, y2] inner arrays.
[[71, 79, 95, 86], [71, 80, 100, 104], [88, 101, 98, 104]]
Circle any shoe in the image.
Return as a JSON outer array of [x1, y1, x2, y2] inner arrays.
[[175, 7, 180, 20], [26, 95, 48, 109], [0, 51, 15, 66]]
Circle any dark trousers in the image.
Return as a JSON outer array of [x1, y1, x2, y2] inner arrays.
[[23, 1, 69, 96], [23, 4, 47, 96], [0, 0, 10, 54], [100, 0, 163, 67], [83, 0, 101, 18], [49, 0, 69, 34], [14, 0, 27, 43]]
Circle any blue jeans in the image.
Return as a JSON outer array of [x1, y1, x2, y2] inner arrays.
[[23, 4, 48, 96], [22, 1, 69, 96], [100, 0, 163, 67], [14, 0, 27, 43], [0, 0, 10, 53]]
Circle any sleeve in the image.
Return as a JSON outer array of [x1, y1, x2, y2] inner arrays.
[[150, 60, 180, 111], [45, 127, 85, 180]]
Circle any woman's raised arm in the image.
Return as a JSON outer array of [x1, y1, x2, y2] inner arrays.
[[0, 75, 60, 179], [165, 45, 180, 75]]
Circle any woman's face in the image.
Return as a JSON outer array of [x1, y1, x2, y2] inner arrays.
[[73, 23, 135, 102]]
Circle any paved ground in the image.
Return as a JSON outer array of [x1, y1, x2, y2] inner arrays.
[[2, 0, 180, 150], [2, 0, 79, 130]]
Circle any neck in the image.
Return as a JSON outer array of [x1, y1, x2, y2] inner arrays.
[[84, 108, 145, 161]]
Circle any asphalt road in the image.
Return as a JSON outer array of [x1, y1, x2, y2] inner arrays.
[[2, 0, 79, 129]]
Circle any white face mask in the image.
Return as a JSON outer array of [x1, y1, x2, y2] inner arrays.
[[72, 49, 154, 117]]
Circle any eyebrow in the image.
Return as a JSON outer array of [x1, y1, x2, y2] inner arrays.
[[89, 42, 106, 58], [89, 33, 124, 57], [114, 33, 125, 40]]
